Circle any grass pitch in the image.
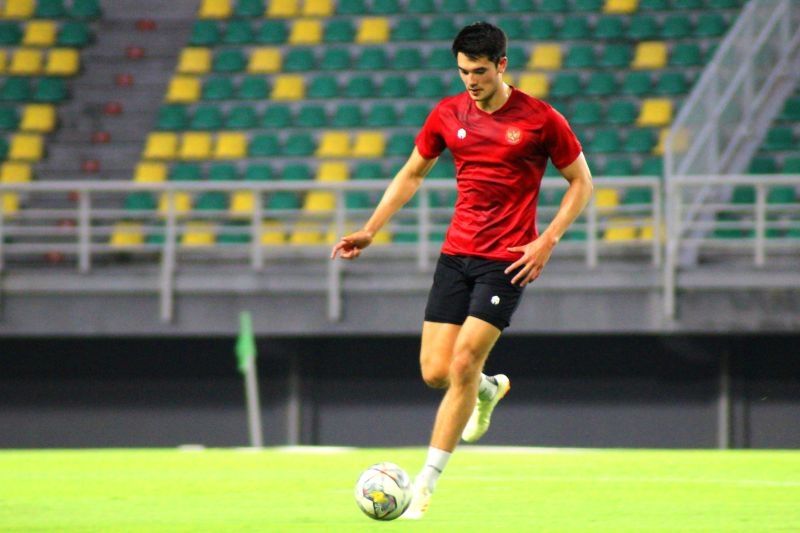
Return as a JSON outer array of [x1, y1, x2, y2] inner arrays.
[[1, 447, 799, 532]]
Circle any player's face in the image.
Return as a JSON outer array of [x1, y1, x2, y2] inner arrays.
[[456, 52, 507, 105]]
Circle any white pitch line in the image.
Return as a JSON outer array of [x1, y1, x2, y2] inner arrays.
[[273, 446, 357, 454], [446, 474, 800, 488]]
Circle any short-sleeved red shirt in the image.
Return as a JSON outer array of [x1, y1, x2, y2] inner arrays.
[[415, 87, 582, 262]]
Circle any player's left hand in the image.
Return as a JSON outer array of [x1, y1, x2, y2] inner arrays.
[[505, 237, 557, 287]]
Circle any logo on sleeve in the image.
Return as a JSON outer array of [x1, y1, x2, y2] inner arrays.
[[457, 128, 467, 139], [505, 127, 522, 145], [491, 295, 500, 306]]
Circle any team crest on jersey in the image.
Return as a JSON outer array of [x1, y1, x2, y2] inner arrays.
[[505, 127, 522, 145]]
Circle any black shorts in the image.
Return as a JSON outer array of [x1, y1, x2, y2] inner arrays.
[[424, 253, 526, 331]]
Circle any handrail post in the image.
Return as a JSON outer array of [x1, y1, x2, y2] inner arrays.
[[754, 183, 766, 267], [160, 190, 176, 323], [586, 195, 598, 269], [327, 189, 345, 322], [652, 179, 662, 266], [417, 187, 430, 272], [251, 188, 263, 271], [78, 189, 91, 273]]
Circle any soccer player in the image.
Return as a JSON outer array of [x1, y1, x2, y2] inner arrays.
[[331, 22, 593, 519]]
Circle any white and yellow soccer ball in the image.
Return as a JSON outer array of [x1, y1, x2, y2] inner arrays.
[[354, 462, 413, 520]]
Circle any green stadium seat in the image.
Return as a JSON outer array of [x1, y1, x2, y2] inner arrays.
[[783, 157, 800, 173], [190, 21, 220, 46], [606, 100, 637, 125], [497, 18, 525, 40], [713, 212, 750, 240], [331, 104, 362, 127], [346, 76, 375, 98], [371, 0, 400, 14], [213, 49, 247, 73], [249, 134, 281, 157], [559, 16, 590, 40], [307, 76, 339, 98], [767, 187, 796, 204], [337, 0, 366, 14], [585, 72, 617, 96], [282, 163, 312, 181], [672, 0, 702, 9], [528, 18, 556, 40], [224, 21, 255, 44], [447, 76, 464, 96], [124, 192, 156, 211], [400, 104, 430, 126], [779, 97, 800, 122], [202, 77, 234, 100], [575, 0, 602, 8], [71, 0, 102, 19], [624, 129, 656, 153], [235, 0, 265, 17], [386, 133, 415, 156], [190, 106, 224, 130], [394, 48, 422, 70], [34, 78, 66, 103], [0, 22, 21, 45], [506, 46, 527, 69], [621, 72, 652, 96], [763, 127, 795, 151], [0, 138, 8, 160], [196, 191, 228, 211], [661, 14, 692, 39], [225, 106, 258, 129], [407, 0, 434, 12], [594, 17, 625, 40], [506, 0, 533, 12], [599, 44, 631, 68], [356, 48, 387, 70], [392, 18, 423, 41], [256, 21, 287, 44], [626, 15, 659, 40], [638, 0, 668, 9], [564, 45, 595, 69], [538, 0, 569, 12], [366, 104, 397, 127], [208, 163, 239, 181], [639, 157, 663, 177], [441, 0, 468, 13], [320, 48, 351, 71], [267, 192, 301, 210], [296, 104, 327, 127], [353, 162, 384, 179], [655, 72, 687, 95], [156, 105, 188, 130], [550, 73, 582, 98], [0, 78, 31, 102], [708, 0, 738, 7], [36, 0, 67, 17], [58, 22, 92, 47], [244, 164, 273, 181], [283, 133, 315, 156], [218, 222, 251, 245], [0, 107, 19, 130], [602, 158, 634, 177], [426, 18, 458, 40], [415, 75, 445, 98], [325, 19, 354, 43], [237, 76, 269, 99], [170, 163, 202, 181], [261, 105, 292, 129], [732, 186, 755, 204], [695, 14, 727, 38], [283, 48, 316, 71], [427, 48, 453, 70], [590, 129, 621, 153], [670, 43, 702, 67], [570, 100, 602, 125]]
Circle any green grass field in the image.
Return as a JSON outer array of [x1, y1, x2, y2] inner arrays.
[[1, 447, 799, 532]]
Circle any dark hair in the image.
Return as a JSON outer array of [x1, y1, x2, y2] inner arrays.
[[451, 22, 508, 65]]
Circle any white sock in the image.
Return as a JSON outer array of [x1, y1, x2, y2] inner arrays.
[[477, 373, 498, 401], [419, 447, 451, 493]]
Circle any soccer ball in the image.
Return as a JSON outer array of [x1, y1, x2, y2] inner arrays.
[[354, 462, 413, 520]]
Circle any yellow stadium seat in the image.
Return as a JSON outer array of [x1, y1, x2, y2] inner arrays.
[[289, 19, 322, 45], [182, 221, 216, 246], [23, 21, 56, 46], [261, 221, 287, 245], [632, 41, 667, 70], [352, 132, 385, 158], [316, 132, 350, 157], [604, 0, 637, 14], [230, 191, 255, 217], [303, 190, 335, 211], [20, 104, 55, 132], [134, 162, 167, 183], [177, 48, 211, 74], [10, 49, 42, 75], [372, 228, 391, 245], [9, 133, 42, 161], [2, 193, 20, 216], [247, 47, 281, 73], [356, 18, 389, 44], [214, 132, 247, 159], [528, 44, 561, 70], [143, 132, 178, 160], [595, 188, 620, 211], [317, 162, 348, 182], [199, 0, 231, 18], [166, 76, 200, 103], [180, 132, 212, 160], [46, 48, 80, 76], [636, 98, 673, 127], [302, 0, 332, 16], [0, 162, 31, 183], [653, 127, 689, 156], [0, 50, 6, 73], [268, 0, 298, 17], [3, 0, 34, 18], [110, 222, 145, 247], [604, 218, 637, 241], [158, 192, 191, 216], [290, 220, 325, 244], [271, 75, 304, 100], [518, 73, 549, 98]]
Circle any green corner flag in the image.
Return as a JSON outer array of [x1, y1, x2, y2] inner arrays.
[[236, 311, 257, 374]]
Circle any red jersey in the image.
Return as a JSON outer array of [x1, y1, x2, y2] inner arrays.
[[414, 87, 582, 262]]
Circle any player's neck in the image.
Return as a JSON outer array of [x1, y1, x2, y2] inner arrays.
[[475, 82, 512, 114]]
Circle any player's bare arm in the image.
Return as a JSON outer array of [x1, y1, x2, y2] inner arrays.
[[331, 148, 437, 260], [505, 152, 593, 286]]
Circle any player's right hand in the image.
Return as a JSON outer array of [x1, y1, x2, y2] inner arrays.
[[330, 229, 374, 260]]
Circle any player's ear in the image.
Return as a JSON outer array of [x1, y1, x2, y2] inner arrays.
[[496, 56, 508, 74]]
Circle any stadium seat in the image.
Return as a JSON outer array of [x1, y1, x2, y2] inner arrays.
[[329, 104, 359, 128], [180, 132, 212, 160], [356, 18, 389, 43], [225, 106, 258, 129], [316, 131, 350, 157], [158, 192, 192, 217], [213, 49, 246, 73], [45, 48, 80, 76], [426, 18, 457, 40], [229, 191, 255, 217], [256, 20, 287, 43], [33, 77, 65, 103], [366, 104, 397, 127], [763, 127, 795, 151], [570, 101, 602, 126], [564, 45, 595, 69], [223, 20, 254, 44], [36, 0, 66, 18], [3, 0, 35, 18], [267, 0, 298, 17], [134, 162, 167, 183], [606, 100, 637, 125], [599, 44, 631, 68], [10, 49, 42, 75], [296, 104, 327, 127], [156, 106, 187, 131], [307, 76, 338, 98], [748, 156, 778, 174], [0, 161, 31, 182], [626, 15, 658, 40], [590, 129, 621, 153], [527, 17, 555, 40], [167, 76, 200, 103], [392, 18, 423, 41], [19, 103, 55, 132], [283, 132, 315, 156], [317, 161, 348, 182], [528, 44, 562, 70], [303, 191, 335, 212], [632, 42, 668, 70], [779, 97, 800, 121], [0, 23, 22, 45], [234, 0, 264, 16], [289, 19, 322, 45], [199, 0, 231, 18], [497, 18, 524, 40], [201, 77, 234, 100], [289, 221, 326, 245], [271, 75, 304, 100], [586, 72, 617, 96], [182, 222, 216, 246], [518, 73, 549, 99], [337, 0, 365, 14], [347, 76, 375, 98], [371, 0, 399, 14], [604, 218, 638, 241], [214, 132, 247, 159], [9, 135, 45, 161], [247, 47, 281, 73], [356, 47, 387, 70], [395, 48, 422, 70], [319, 48, 350, 71], [594, 16, 625, 40], [304, 0, 333, 16], [386, 133, 414, 156], [0, 107, 19, 130], [110, 222, 145, 248], [23, 21, 57, 47], [144, 133, 178, 159], [283, 48, 316, 71], [125, 192, 157, 211], [624, 129, 656, 153], [248, 134, 280, 156], [602, 158, 633, 177], [189, 105, 223, 130], [670, 43, 702, 67], [400, 104, 430, 127], [190, 21, 220, 46], [559, 16, 590, 40], [2, 193, 20, 216], [178, 48, 211, 74], [695, 14, 727, 38], [621, 72, 652, 96], [325, 19, 354, 43], [236, 76, 267, 99], [380, 75, 408, 98], [262, 105, 292, 128], [636, 98, 673, 127], [208, 163, 238, 181], [655, 72, 688, 95], [661, 14, 692, 40], [352, 131, 385, 157], [595, 188, 620, 211], [603, 0, 636, 14]]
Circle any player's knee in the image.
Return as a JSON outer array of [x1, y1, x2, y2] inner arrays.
[[421, 365, 449, 389], [448, 347, 482, 387]]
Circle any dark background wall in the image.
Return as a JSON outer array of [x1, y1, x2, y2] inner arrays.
[[1, 335, 798, 449]]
